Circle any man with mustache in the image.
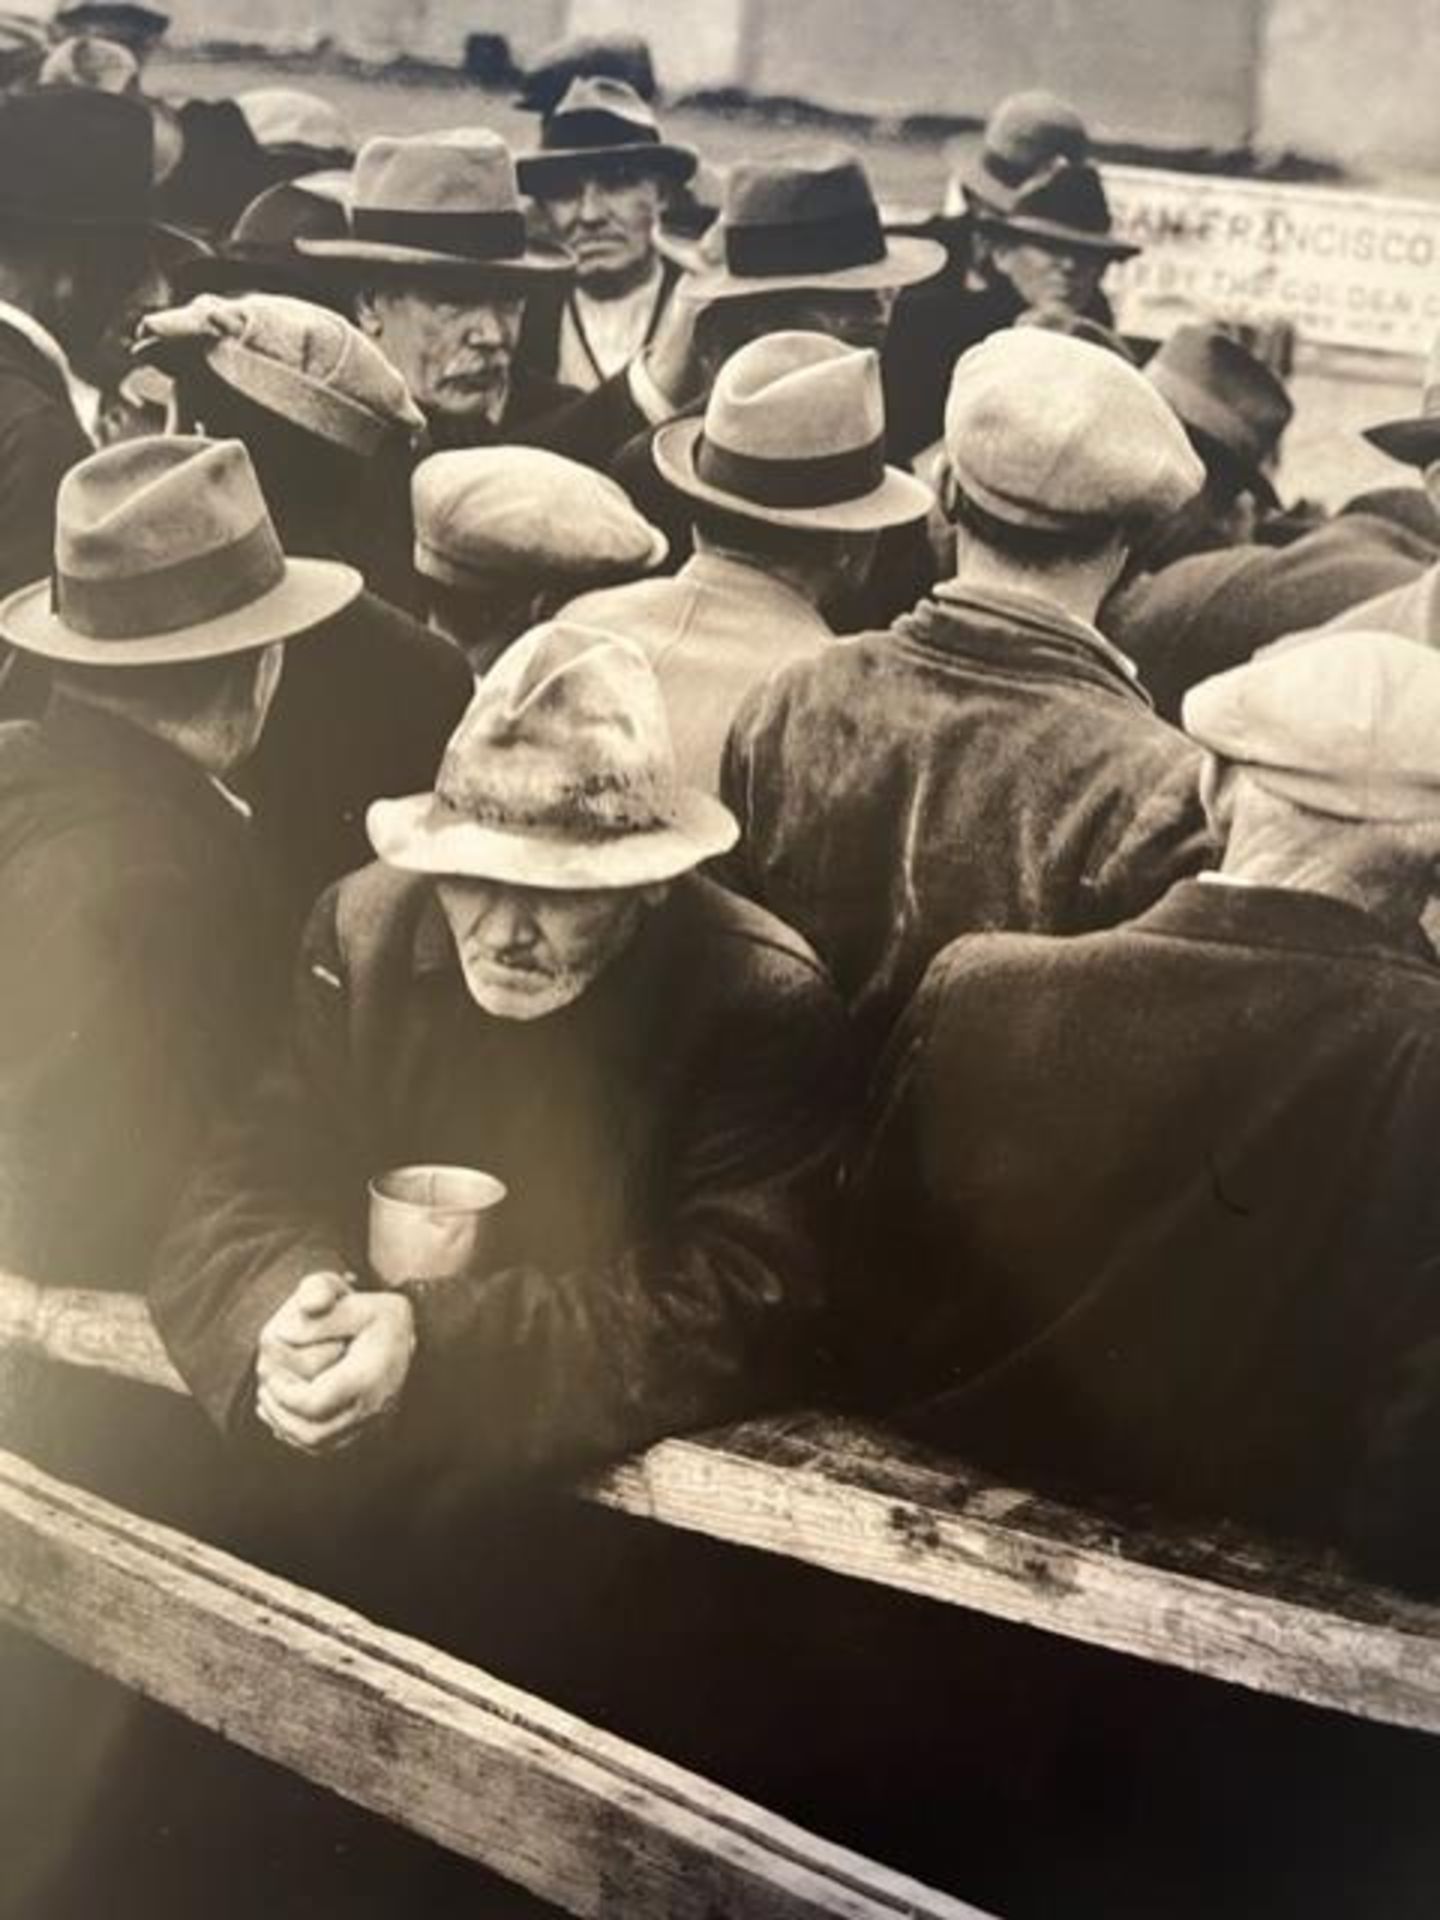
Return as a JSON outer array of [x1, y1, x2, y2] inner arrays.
[[517, 77, 696, 393]]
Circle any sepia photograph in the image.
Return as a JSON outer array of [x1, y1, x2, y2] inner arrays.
[[2, 2, 1440, 1915]]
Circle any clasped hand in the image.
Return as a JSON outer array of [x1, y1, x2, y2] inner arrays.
[[256, 1270, 415, 1455]]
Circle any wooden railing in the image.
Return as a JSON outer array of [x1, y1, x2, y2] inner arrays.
[[7, 1273, 1440, 1738]]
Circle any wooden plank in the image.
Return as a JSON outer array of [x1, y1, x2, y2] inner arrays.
[[0, 1446, 985, 1920], [584, 1413, 1440, 1735], [11, 1277, 1440, 1735]]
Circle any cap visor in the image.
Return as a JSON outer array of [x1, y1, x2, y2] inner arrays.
[[688, 232, 946, 300], [0, 557, 362, 665], [297, 237, 573, 279], [653, 418, 934, 532], [1363, 418, 1440, 468], [367, 789, 739, 890]]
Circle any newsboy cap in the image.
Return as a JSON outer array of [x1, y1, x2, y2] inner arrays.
[[413, 446, 667, 590], [1183, 628, 1440, 822], [944, 328, 1204, 532]]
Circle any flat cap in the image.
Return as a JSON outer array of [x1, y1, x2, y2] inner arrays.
[[1183, 628, 1440, 822], [413, 446, 668, 591], [944, 328, 1204, 531]]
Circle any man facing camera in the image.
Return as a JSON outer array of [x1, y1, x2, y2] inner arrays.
[[153, 622, 851, 1497], [853, 630, 1440, 1591]]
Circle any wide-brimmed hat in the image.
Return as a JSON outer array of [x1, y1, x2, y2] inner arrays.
[[1184, 628, 1440, 823], [174, 170, 351, 300], [1147, 322, 1292, 507], [944, 328, 1203, 532], [137, 293, 426, 456], [978, 158, 1138, 263], [517, 76, 696, 195], [299, 128, 572, 284], [1364, 333, 1440, 468], [516, 32, 658, 115], [960, 90, 1090, 215], [414, 446, 667, 588], [684, 149, 945, 300], [0, 435, 360, 665], [368, 620, 738, 890], [655, 330, 932, 533], [0, 87, 175, 232]]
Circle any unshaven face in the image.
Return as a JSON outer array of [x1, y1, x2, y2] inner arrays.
[[360, 286, 524, 427], [991, 238, 1106, 315], [436, 876, 657, 1020], [535, 159, 665, 294]]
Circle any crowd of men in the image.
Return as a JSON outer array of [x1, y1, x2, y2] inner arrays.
[[7, 7, 1440, 1619]]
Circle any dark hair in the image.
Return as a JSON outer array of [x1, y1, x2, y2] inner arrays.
[[690, 502, 866, 570], [950, 484, 1124, 569]]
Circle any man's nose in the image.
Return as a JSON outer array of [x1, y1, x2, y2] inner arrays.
[[461, 309, 507, 348], [578, 179, 608, 221], [478, 894, 538, 952]]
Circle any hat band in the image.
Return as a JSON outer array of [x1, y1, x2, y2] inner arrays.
[[55, 517, 286, 640], [725, 206, 887, 279], [352, 206, 527, 261], [696, 431, 886, 508], [541, 112, 659, 152]]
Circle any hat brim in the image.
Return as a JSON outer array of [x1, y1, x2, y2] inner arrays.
[[518, 143, 699, 192], [653, 418, 934, 533], [296, 236, 572, 282], [0, 556, 361, 665], [367, 788, 739, 889], [980, 213, 1139, 261], [1363, 418, 1440, 469], [685, 232, 946, 300]]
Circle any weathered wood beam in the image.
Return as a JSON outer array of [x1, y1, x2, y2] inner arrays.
[[0, 1446, 985, 1920]]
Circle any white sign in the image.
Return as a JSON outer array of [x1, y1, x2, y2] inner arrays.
[[1103, 165, 1440, 358]]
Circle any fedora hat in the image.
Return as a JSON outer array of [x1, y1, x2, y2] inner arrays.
[[0, 87, 172, 229], [0, 435, 360, 665], [299, 128, 571, 283], [1364, 333, 1440, 468], [516, 32, 658, 115], [53, 2, 167, 49], [979, 158, 1138, 262], [174, 171, 351, 301], [518, 76, 696, 194], [1147, 322, 1292, 506], [368, 620, 737, 890], [654, 330, 932, 533], [685, 148, 944, 300], [961, 90, 1090, 215]]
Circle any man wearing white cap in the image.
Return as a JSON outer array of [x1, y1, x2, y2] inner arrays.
[[153, 622, 850, 1493], [566, 331, 931, 791], [852, 629, 1440, 1589], [412, 443, 668, 675], [722, 327, 1212, 1053]]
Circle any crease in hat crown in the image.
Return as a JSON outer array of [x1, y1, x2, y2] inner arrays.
[[354, 126, 520, 216], [60, 434, 272, 579], [1182, 628, 1440, 823], [705, 330, 881, 458], [412, 446, 667, 587], [438, 622, 679, 837], [944, 327, 1204, 531], [1147, 322, 1293, 473]]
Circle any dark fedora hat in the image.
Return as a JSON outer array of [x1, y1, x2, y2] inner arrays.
[[686, 148, 944, 300], [53, 3, 168, 50], [1147, 322, 1293, 507], [1364, 337, 1440, 468], [175, 171, 351, 302], [0, 86, 175, 230], [517, 76, 696, 194], [979, 158, 1138, 262], [961, 90, 1090, 215], [516, 32, 657, 115], [299, 128, 571, 285]]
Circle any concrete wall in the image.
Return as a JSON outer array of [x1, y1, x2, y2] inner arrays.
[[1257, 0, 1440, 172]]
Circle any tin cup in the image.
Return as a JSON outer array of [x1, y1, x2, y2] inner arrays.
[[367, 1163, 507, 1289]]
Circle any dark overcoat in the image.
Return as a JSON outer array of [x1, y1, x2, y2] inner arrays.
[[1108, 509, 1434, 722], [720, 584, 1211, 1053], [852, 880, 1440, 1587], [152, 867, 852, 1498], [0, 697, 286, 1293]]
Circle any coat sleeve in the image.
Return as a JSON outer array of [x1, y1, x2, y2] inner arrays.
[[0, 391, 90, 596], [149, 885, 363, 1430], [1084, 735, 1216, 929], [391, 946, 854, 1497]]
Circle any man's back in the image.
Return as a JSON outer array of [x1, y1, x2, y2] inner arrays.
[[722, 583, 1210, 1049], [0, 697, 284, 1290], [566, 550, 832, 792], [855, 879, 1440, 1576]]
